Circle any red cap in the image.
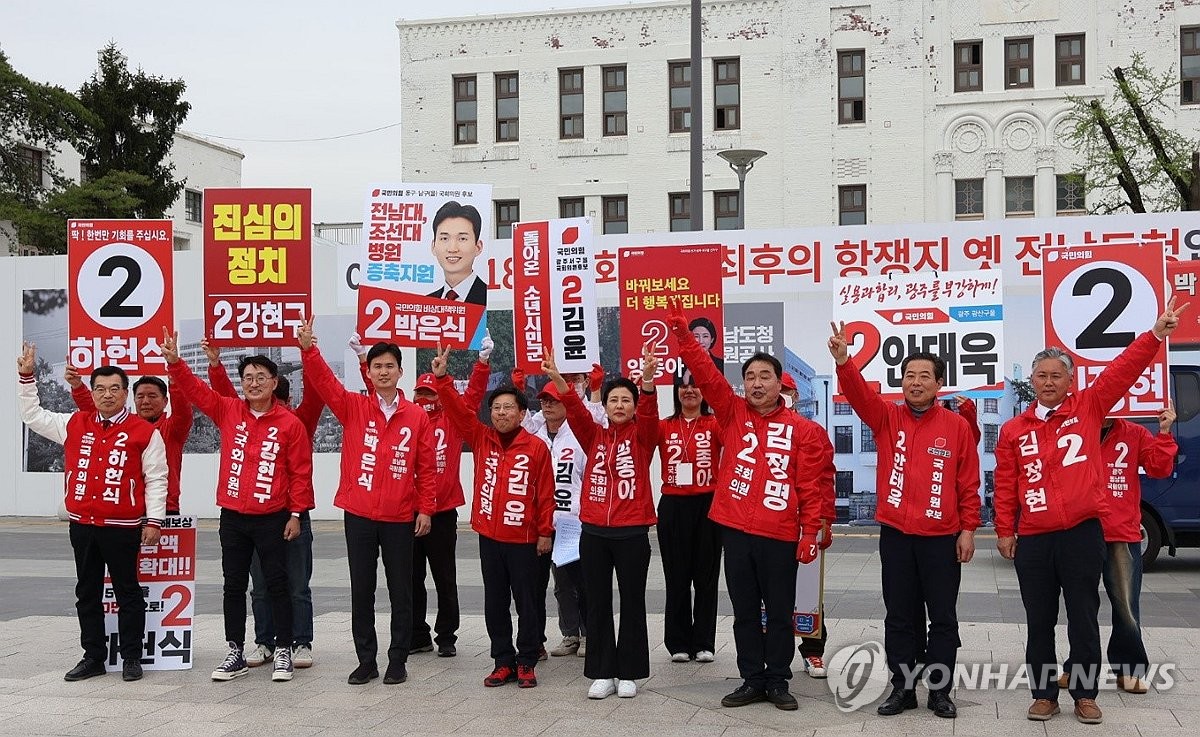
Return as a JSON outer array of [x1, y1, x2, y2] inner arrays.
[[781, 372, 797, 391], [538, 382, 565, 401], [415, 373, 437, 391]]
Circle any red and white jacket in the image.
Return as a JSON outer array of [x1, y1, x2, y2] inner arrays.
[[21, 376, 168, 527], [434, 375, 555, 543], [301, 345, 436, 522], [837, 360, 981, 535], [676, 331, 828, 542], [167, 361, 314, 515], [1099, 419, 1176, 543], [994, 331, 1163, 538], [563, 383, 660, 528], [656, 414, 722, 496]]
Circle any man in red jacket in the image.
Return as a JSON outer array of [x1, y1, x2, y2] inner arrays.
[[162, 331, 314, 684], [829, 323, 980, 719], [668, 300, 828, 712], [995, 298, 1186, 725]]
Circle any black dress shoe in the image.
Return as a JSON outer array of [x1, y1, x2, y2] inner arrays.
[[64, 657, 106, 682], [927, 690, 957, 718], [437, 644, 456, 657], [122, 660, 143, 682], [347, 662, 379, 685], [877, 686, 918, 716], [766, 687, 799, 711], [721, 683, 767, 707], [383, 661, 408, 684]]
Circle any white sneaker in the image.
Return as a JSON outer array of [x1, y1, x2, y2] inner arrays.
[[245, 643, 273, 667], [696, 650, 715, 662], [577, 636, 587, 658], [588, 677, 617, 699], [617, 679, 637, 698], [802, 655, 827, 678], [292, 644, 313, 668], [671, 652, 691, 662]]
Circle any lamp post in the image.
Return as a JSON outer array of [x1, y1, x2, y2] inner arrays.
[[717, 149, 767, 230]]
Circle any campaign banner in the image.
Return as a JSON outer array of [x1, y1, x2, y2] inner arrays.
[[104, 515, 196, 671], [833, 270, 1005, 400], [203, 188, 311, 346], [722, 303, 785, 386], [512, 217, 600, 373], [1042, 242, 1167, 417], [359, 183, 492, 348], [794, 551, 824, 638], [67, 219, 173, 375], [618, 245, 723, 384], [1168, 259, 1200, 347]]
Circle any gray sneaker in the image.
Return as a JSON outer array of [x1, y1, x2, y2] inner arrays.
[[291, 644, 313, 669], [550, 636, 580, 656], [212, 643, 249, 681], [245, 643, 273, 667], [577, 636, 587, 658]]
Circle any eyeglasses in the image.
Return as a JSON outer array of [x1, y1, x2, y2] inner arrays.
[[91, 386, 125, 396], [242, 374, 274, 385]]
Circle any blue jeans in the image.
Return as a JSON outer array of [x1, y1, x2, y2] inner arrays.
[[1102, 541, 1148, 678], [250, 515, 314, 647]]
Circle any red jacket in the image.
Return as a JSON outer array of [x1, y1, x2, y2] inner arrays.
[[563, 383, 659, 527], [434, 375, 555, 542], [72, 381, 191, 513], [837, 360, 981, 535], [656, 414, 722, 496], [209, 362, 323, 441], [301, 345, 436, 522], [167, 361, 314, 515], [676, 329, 827, 542], [791, 410, 838, 522], [994, 331, 1164, 538], [1099, 419, 1176, 542]]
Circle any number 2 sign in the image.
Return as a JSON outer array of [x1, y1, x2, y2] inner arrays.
[[1042, 242, 1167, 417], [68, 219, 174, 375]]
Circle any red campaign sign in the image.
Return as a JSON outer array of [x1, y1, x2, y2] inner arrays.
[[68, 219, 174, 375], [1042, 242, 1167, 417], [1168, 259, 1200, 346], [618, 245, 724, 385], [513, 220, 552, 372], [357, 284, 485, 348], [203, 188, 311, 347]]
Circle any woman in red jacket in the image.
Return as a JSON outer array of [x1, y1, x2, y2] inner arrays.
[[543, 343, 659, 700]]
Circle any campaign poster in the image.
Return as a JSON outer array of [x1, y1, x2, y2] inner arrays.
[[512, 217, 600, 374], [833, 270, 1005, 401], [794, 552, 824, 638], [618, 245, 723, 384], [203, 188, 311, 347], [1168, 259, 1200, 347], [67, 219, 173, 375], [1042, 242, 1167, 417], [357, 183, 492, 348], [722, 303, 785, 386]]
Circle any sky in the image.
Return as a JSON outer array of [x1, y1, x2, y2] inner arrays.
[[2, 0, 629, 223]]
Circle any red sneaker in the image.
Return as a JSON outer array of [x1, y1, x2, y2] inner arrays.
[[484, 665, 517, 687], [517, 664, 538, 688]]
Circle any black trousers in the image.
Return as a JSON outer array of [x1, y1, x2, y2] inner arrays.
[[70, 522, 144, 662], [344, 511, 414, 666], [656, 493, 722, 656], [552, 561, 586, 637], [411, 509, 460, 648], [798, 619, 827, 658], [535, 544, 552, 645], [722, 526, 798, 690], [1014, 518, 1106, 701], [219, 509, 292, 648], [580, 530, 651, 680], [479, 535, 542, 668], [878, 524, 962, 692]]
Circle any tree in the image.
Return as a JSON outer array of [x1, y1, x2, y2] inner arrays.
[[1065, 54, 1200, 214]]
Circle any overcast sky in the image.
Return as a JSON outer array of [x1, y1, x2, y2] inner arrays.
[[3, 0, 629, 222]]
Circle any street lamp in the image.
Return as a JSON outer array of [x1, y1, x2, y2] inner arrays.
[[717, 149, 767, 230]]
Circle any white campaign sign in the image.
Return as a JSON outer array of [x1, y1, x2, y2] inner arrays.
[[1047, 259, 1160, 362], [77, 242, 166, 331]]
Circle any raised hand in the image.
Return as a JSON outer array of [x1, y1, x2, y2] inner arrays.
[[666, 296, 687, 333], [348, 332, 368, 359], [17, 341, 36, 376], [161, 328, 180, 364], [588, 362, 605, 393], [1159, 400, 1177, 434], [640, 340, 659, 384], [1153, 295, 1190, 339], [297, 315, 315, 350], [430, 343, 452, 378], [200, 336, 220, 366], [828, 321, 850, 366], [478, 331, 494, 363], [64, 361, 83, 389], [511, 366, 527, 389]]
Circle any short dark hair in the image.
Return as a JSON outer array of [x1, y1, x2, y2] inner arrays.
[[901, 352, 946, 383], [670, 378, 712, 418], [432, 200, 482, 242], [366, 342, 403, 367], [274, 375, 291, 401], [741, 352, 782, 379], [132, 376, 166, 396], [688, 316, 717, 342], [90, 365, 129, 389], [488, 387, 528, 411], [238, 355, 279, 378], [602, 377, 639, 405]]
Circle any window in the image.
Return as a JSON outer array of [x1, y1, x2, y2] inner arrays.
[[669, 193, 691, 232], [495, 200, 519, 239], [453, 75, 477, 144], [602, 65, 627, 136], [714, 190, 740, 230], [1057, 173, 1086, 215], [954, 41, 983, 92], [1005, 37, 1034, 89], [984, 424, 999, 453], [861, 426, 877, 453], [1184, 27, 1200, 104], [669, 61, 691, 132], [559, 197, 584, 219], [714, 58, 740, 130], [1056, 34, 1085, 86], [835, 470, 854, 499], [1005, 176, 1035, 217], [838, 185, 866, 225], [983, 398, 999, 414], [602, 196, 627, 234], [495, 72, 519, 142], [838, 50, 865, 123], [559, 68, 584, 139], [834, 425, 854, 454], [184, 189, 203, 223], [955, 178, 984, 220], [984, 470, 995, 496], [833, 401, 852, 415], [15, 145, 44, 189]]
